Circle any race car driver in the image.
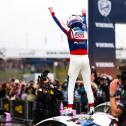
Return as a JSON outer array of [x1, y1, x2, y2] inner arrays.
[[48, 7, 94, 113]]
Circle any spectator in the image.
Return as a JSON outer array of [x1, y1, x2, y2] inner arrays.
[[96, 75, 109, 105], [110, 71, 126, 126], [77, 82, 88, 113], [6, 87, 16, 100], [62, 80, 68, 102], [14, 79, 20, 98], [25, 80, 36, 95], [74, 82, 81, 102], [32, 71, 64, 125], [20, 83, 27, 100], [90, 72, 98, 103], [0, 82, 6, 99], [23, 80, 36, 101]]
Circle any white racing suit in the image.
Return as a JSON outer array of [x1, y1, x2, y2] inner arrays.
[[50, 11, 94, 111]]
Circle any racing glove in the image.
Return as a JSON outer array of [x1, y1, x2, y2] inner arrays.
[[118, 94, 126, 111], [48, 7, 55, 15]]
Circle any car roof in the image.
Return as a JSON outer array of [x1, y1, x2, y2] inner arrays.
[[35, 114, 90, 126]]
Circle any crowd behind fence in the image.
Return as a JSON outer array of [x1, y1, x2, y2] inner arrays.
[[0, 99, 82, 122], [0, 66, 119, 121]]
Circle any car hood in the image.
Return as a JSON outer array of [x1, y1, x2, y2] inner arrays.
[[36, 112, 118, 126]]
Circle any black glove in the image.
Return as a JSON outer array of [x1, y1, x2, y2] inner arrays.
[[118, 94, 126, 110]]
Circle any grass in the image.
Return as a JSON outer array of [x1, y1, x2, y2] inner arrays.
[[0, 70, 23, 81], [0, 66, 68, 82], [55, 66, 68, 81], [0, 65, 83, 82]]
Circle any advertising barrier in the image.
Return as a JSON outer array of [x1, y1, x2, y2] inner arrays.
[[89, 0, 126, 77], [0, 99, 82, 121]]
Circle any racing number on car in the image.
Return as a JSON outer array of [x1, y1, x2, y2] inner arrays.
[[75, 32, 84, 39]]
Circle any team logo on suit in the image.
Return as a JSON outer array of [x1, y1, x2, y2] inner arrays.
[[98, 0, 112, 17]]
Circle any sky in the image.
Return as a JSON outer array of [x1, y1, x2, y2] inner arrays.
[[115, 24, 126, 48], [0, 0, 125, 58], [0, 0, 87, 51]]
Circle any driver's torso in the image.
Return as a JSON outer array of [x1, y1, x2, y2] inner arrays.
[[67, 27, 88, 55]]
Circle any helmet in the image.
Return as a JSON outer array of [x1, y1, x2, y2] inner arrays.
[[67, 15, 83, 28]]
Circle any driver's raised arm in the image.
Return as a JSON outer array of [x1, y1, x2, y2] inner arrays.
[[48, 7, 69, 35]]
